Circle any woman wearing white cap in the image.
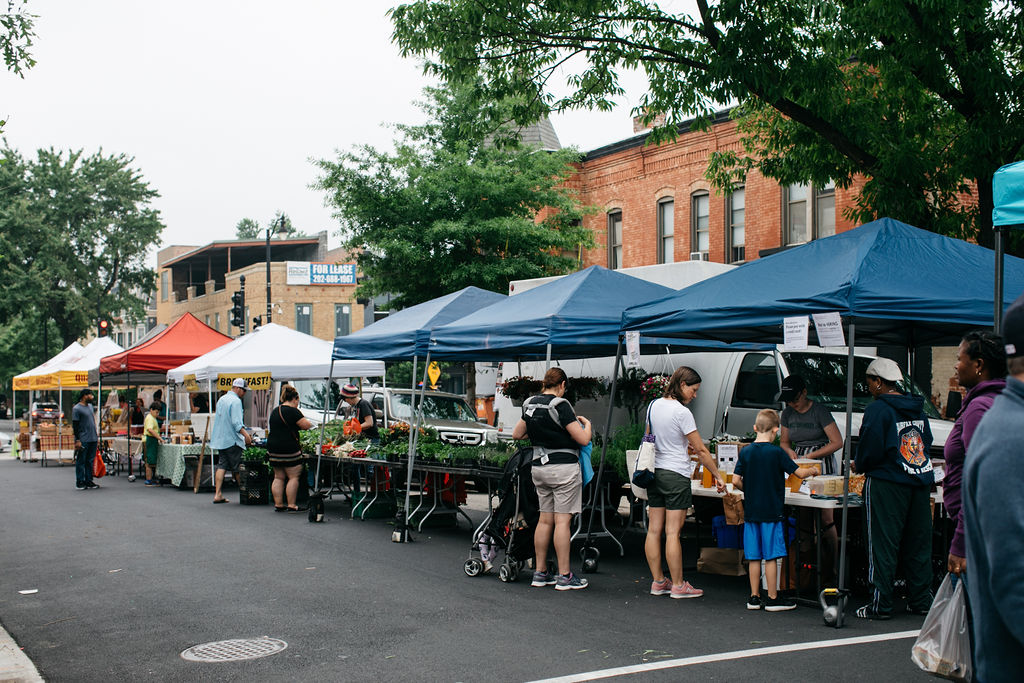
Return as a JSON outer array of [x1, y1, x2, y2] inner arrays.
[[853, 357, 935, 620]]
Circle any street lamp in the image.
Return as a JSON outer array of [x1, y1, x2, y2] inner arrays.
[[266, 214, 288, 323]]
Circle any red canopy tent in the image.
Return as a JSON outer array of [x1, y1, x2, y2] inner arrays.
[[95, 313, 233, 384]]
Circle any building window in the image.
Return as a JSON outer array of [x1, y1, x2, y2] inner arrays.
[[160, 271, 168, 302], [117, 332, 124, 346], [295, 304, 312, 335], [607, 211, 623, 269], [335, 304, 351, 337], [657, 199, 674, 264], [727, 187, 745, 263], [214, 312, 220, 332], [205, 315, 210, 327], [691, 192, 710, 255], [784, 182, 835, 245], [127, 332, 133, 347]]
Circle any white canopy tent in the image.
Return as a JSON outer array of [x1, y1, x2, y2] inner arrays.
[[11, 342, 84, 431], [167, 323, 384, 383]]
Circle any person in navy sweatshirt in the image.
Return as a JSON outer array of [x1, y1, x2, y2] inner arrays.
[[963, 293, 1024, 682], [853, 357, 934, 620]]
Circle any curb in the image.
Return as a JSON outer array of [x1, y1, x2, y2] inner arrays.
[[0, 622, 43, 682]]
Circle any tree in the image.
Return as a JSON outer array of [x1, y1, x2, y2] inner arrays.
[[315, 83, 594, 406], [235, 217, 260, 239], [314, 84, 594, 310], [390, 1, 1024, 254], [0, 146, 165, 369], [1, 0, 36, 133]]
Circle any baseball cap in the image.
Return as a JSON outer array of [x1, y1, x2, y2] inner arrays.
[[232, 377, 248, 390], [775, 375, 806, 403], [866, 357, 903, 383], [1002, 291, 1024, 358], [340, 383, 359, 398], [78, 388, 94, 401]]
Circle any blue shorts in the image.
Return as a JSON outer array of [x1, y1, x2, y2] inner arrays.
[[743, 521, 787, 561]]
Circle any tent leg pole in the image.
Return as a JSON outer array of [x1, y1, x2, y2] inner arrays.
[[585, 338, 623, 548], [545, 343, 552, 371], [315, 360, 336, 492], [835, 323, 856, 629], [401, 353, 431, 542], [995, 225, 1006, 331]]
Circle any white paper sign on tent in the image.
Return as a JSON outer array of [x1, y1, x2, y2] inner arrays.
[[812, 312, 846, 347], [783, 316, 809, 350], [716, 443, 739, 473], [625, 331, 641, 369]]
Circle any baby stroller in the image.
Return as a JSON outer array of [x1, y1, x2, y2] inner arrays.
[[464, 447, 540, 582]]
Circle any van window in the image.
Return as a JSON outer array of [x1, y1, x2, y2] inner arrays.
[[731, 354, 778, 408]]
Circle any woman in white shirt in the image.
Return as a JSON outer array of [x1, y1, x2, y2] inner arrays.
[[645, 366, 726, 599]]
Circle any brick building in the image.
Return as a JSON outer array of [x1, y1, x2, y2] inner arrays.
[[156, 232, 367, 341], [573, 111, 863, 269]]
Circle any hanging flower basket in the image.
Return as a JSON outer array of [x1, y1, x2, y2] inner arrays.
[[499, 376, 542, 406]]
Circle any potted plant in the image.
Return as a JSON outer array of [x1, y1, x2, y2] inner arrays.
[[613, 367, 648, 423], [565, 376, 608, 404], [640, 373, 671, 405], [499, 375, 542, 406], [238, 446, 270, 505]]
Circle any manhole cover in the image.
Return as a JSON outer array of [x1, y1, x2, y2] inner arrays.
[[181, 637, 288, 663]]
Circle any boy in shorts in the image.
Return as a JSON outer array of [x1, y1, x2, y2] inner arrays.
[[143, 402, 164, 486], [733, 409, 819, 611]]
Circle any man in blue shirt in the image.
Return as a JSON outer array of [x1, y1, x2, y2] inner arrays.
[[211, 378, 251, 504], [964, 293, 1024, 682], [71, 388, 99, 490]]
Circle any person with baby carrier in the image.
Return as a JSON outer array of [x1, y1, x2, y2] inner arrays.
[[511, 368, 592, 590]]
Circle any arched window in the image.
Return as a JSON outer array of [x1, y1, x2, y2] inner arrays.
[[726, 187, 745, 263], [691, 191, 710, 256], [607, 210, 623, 268]]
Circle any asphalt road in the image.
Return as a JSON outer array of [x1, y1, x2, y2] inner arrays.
[[0, 455, 932, 682]]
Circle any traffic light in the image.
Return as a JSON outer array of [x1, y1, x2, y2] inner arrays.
[[252, 315, 262, 330], [230, 291, 244, 329], [98, 319, 109, 337]]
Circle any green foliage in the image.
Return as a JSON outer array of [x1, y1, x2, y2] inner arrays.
[[235, 217, 260, 239], [0, 145, 164, 383], [242, 446, 268, 462], [599, 421, 646, 482], [391, 1, 1024, 253], [315, 83, 596, 309], [0, 0, 35, 133], [386, 360, 458, 389]]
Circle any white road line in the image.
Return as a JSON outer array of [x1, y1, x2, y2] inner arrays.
[[529, 629, 921, 683]]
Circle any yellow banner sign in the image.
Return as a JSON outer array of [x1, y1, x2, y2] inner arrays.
[[216, 372, 271, 391], [183, 374, 200, 393]]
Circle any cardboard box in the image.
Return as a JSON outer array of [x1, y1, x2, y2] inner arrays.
[[697, 547, 747, 576]]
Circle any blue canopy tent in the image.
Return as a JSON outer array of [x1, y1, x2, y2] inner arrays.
[[427, 265, 770, 562], [620, 217, 1024, 626], [324, 286, 506, 539], [993, 160, 1024, 329]]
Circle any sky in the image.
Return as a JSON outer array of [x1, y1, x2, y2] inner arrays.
[[2, 1, 656, 260]]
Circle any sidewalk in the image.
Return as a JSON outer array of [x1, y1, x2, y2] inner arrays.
[[0, 621, 43, 682]]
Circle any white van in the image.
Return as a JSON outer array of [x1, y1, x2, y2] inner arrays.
[[493, 348, 952, 458]]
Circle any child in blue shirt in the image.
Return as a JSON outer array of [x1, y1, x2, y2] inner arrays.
[[733, 408, 819, 611]]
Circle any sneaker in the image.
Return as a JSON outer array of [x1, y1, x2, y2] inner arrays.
[[75, 484, 86, 490], [144, 480, 156, 487], [531, 571, 556, 587], [85, 482, 100, 489], [746, 595, 762, 610], [764, 595, 796, 612], [855, 604, 892, 620], [555, 572, 588, 591], [670, 581, 703, 599], [650, 577, 672, 596]]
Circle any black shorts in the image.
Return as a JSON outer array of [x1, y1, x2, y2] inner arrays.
[[216, 445, 243, 471]]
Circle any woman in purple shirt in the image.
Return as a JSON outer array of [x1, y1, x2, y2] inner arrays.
[[944, 330, 1006, 578]]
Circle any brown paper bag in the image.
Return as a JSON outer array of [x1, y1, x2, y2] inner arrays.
[[723, 492, 744, 525]]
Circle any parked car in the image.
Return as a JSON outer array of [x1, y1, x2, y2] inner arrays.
[[362, 388, 509, 446], [29, 401, 62, 423]]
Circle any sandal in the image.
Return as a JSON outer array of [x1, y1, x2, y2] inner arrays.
[[213, 498, 229, 504], [274, 506, 286, 512], [286, 506, 301, 513]]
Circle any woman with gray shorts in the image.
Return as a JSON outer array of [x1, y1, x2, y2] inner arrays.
[[511, 367, 592, 590], [645, 367, 726, 599]]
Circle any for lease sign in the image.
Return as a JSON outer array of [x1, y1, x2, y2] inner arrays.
[[286, 261, 356, 286]]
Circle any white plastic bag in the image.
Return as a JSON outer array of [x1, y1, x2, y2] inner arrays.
[[911, 574, 972, 682], [626, 449, 648, 501]]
